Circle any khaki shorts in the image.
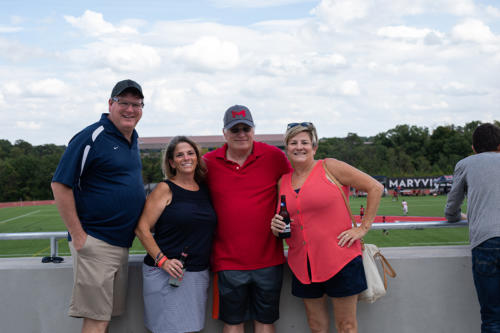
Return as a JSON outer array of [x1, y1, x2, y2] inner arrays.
[[68, 234, 129, 321]]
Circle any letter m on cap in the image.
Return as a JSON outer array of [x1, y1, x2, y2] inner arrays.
[[232, 110, 246, 118]]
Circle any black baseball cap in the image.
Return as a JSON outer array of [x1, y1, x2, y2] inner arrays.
[[110, 79, 144, 98], [223, 105, 254, 129]]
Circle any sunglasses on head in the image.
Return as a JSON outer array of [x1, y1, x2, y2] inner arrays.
[[287, 122, 313, 130], [229, 126, 252, 134]]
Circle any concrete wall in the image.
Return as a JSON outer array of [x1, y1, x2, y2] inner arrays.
[[0, 246, 480, 332]]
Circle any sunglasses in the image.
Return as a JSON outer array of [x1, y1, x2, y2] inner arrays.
[[229, 126, 252, 134], [287, 122, 313, 130], [41, 256, 64, 264]]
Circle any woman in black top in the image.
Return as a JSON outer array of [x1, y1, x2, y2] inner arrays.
[[135, 136, 217, 333]]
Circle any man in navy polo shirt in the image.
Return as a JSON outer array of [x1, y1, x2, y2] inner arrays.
[[51, 79, 146, 333]]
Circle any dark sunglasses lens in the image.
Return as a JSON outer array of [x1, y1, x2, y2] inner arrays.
[[287, 122, 312, 130], [52, 257, 63, 263], [230, 127, 251, 133]]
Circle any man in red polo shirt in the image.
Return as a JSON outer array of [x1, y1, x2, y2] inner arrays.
[[204, 105, 291, 333]]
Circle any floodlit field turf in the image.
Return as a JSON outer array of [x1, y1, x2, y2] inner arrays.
[[0, 195, 468, 258]]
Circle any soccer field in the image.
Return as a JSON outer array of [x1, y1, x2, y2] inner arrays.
[[0, 195, 468, 258]]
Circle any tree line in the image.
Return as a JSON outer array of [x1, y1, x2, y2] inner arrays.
[[0, 120, 496, 202]]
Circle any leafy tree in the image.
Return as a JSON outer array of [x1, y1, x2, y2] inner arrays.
[[0, 159, 19, 201], [0, 119, 496, 201], [0, 139, 12, 160]]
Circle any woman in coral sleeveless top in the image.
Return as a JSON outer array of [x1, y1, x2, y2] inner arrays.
[[271, 122, 383, 333]]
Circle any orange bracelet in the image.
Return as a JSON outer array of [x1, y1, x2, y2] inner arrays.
[[157, 256, 168, 268]]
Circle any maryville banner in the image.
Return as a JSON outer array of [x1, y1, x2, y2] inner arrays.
[[387, 177, 438, 189]]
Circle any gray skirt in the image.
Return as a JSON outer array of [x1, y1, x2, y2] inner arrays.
[[142, 264, 210, 333]]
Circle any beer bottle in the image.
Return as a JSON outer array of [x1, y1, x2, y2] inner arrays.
[[169, 247, 188, 287], [279, 195, 291, 239]]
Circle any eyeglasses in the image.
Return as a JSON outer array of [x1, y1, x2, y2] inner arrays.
[[112, 97, 144, 110], [229, 126, 252, 134], [287, 122, 313, 130]]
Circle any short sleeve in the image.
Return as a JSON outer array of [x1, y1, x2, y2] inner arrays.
[[52, 131, 91, 188]]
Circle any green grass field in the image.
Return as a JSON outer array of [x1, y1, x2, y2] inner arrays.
[[0, 195, 468, 258]]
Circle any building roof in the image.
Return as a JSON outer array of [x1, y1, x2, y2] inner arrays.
[[139, 134, 285, 150]]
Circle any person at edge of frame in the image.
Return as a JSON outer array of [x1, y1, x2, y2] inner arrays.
[[445, 123, 500, 333]]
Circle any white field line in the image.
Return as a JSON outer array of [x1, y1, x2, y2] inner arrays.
[[0, 210, 41, 224]]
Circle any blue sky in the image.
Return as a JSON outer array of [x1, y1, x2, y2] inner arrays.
[[0, 0, 499, 145]]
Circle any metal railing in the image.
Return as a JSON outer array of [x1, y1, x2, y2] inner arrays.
[[368, 220, 468, 230], [0, 220, 468, 260], [0, 231, 67, 260]]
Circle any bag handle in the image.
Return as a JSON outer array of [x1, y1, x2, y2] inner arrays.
[[322, 160, 397, 288], [323, 160, 396, 278], [374, 252, 397, 288], [322, 160, 357, 229]]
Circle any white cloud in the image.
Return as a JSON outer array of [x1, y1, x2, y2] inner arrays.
[[339, 80, 360, 96], [100, 44, 161, 72], [451, 19, 497, 44], [210, 0, 315, 8], [0, 3, 498, 145], [256, 55, 305, 76], [485, 5, 500, 18], [2, 82, 23, 96], [304, 53, 347, 72], [10, 16, 25, 25], [424, 32, 444, 45], [411, 101, 449, 110], [311, 0, 370, 29], [311, 0, 477, 30], [440, 81, 487, 96], [149, 86, 189, 115], [26, 78, 68, 97], [0, 26, 23, 33], [16, 121, 42, 130], [0, 38, 46, 62], [377, 26, 443, 40], [64, 10, 137, 37], [173, 36, 240, 72], [193, 81, 219, 96], [66, 42, 161, 72]]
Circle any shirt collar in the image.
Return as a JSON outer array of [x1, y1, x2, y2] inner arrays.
[[100, 113, 139, 144], [215, 141, 263, 162]]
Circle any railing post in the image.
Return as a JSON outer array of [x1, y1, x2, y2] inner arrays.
[[50, 237, 58, 257]]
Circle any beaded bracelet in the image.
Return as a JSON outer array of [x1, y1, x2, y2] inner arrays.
[[154, 252, 164, 265]]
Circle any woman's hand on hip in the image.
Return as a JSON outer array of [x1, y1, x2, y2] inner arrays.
[[337, 226, 367, 247]]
